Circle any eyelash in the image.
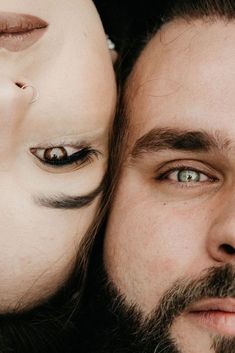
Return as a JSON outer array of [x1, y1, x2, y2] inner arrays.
[[30, 146, 100, 168]]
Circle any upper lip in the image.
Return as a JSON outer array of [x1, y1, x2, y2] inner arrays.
[[0, 12, 48, 34], [188, 298, 235, 313]]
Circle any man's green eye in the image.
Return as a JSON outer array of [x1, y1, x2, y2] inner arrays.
[[177, 169, 200, 182], [161, 168, 210, 183]]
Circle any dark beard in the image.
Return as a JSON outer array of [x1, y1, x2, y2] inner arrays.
[[78, 250, 235, 353]]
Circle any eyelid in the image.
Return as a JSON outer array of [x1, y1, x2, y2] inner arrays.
[[30, 140, 89, 150], [27, 128, 107, 148]]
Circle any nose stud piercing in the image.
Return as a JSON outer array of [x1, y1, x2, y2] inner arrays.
[[21, 84, 39, 104]]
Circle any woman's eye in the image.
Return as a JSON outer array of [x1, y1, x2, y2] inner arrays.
[[30, 145, 98, 168], [167, 169, 209, 183]]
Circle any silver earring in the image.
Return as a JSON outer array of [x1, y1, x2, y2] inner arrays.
[[106, 35, 115, 50], [21, 84, 39, 104]]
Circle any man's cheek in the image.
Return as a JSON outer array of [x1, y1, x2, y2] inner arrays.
[[105, 200, 210, 313]]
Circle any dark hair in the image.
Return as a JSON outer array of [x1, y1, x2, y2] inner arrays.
[[117, 0, 235, 86], [161, 0, 235, 21]]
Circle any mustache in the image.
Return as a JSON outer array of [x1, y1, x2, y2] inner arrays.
[[146, 264, 235, 336]]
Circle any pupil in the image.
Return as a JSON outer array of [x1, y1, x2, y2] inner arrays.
[[45, 147, 67, 161]]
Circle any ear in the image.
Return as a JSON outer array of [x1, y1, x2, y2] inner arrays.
[[106, 35, 118, 64]]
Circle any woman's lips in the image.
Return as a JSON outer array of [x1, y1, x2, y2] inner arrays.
[[0, 12, 48, 52], [188, 298, 235, 336]]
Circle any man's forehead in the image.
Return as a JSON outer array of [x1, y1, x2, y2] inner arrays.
[[125, 18, 235, 144], [131, 19, 235, 96], [133, 18, 235, 75]]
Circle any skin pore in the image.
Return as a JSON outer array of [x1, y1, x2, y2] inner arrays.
[[0, 0, 116, 312], [103, 19, 235, 353]]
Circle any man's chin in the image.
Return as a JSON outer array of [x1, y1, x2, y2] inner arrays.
[[171, 314, 218, 353]]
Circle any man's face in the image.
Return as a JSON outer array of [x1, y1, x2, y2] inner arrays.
[[0, 0, 116, 311], [104, 19, 235, 352]]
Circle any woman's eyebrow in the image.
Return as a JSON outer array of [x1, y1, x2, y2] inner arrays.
[[33, 181, 104, 209]]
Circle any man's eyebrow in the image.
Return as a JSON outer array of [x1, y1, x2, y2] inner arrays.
[[131, 128, 230, 158], [34, 181, 103, 210]]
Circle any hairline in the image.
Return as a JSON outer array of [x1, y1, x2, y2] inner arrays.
[[122, 15, 235, 141]]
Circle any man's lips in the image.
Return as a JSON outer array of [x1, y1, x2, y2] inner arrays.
[[187, 298, 235, 336], [0, 12, 48, 52]]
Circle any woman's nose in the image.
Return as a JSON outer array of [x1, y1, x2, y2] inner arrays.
[[0, 76, 36, 133]]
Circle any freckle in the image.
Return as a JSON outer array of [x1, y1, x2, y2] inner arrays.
[[163, 202, 167, 206]]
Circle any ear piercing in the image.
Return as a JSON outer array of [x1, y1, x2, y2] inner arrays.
[[106, 35, 115, 50]]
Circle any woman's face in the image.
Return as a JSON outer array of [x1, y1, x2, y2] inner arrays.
[[0, 0, 116, 311]]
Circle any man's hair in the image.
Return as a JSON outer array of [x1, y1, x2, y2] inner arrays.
[[162, 0, 235, 21], [108, 0, 235, 200], [118, 0, 235, 85]]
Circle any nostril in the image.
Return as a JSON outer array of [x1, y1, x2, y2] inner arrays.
[[13, 81, 39, 103], [219, 244, 235, 255], [15, 81, 25, 89]]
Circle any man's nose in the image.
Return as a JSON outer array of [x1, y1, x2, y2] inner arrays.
[[207, 198, 235, 263]]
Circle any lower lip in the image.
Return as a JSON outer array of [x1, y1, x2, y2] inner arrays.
[[0, 27, 47, 52], [188, 311, 235, 336]]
